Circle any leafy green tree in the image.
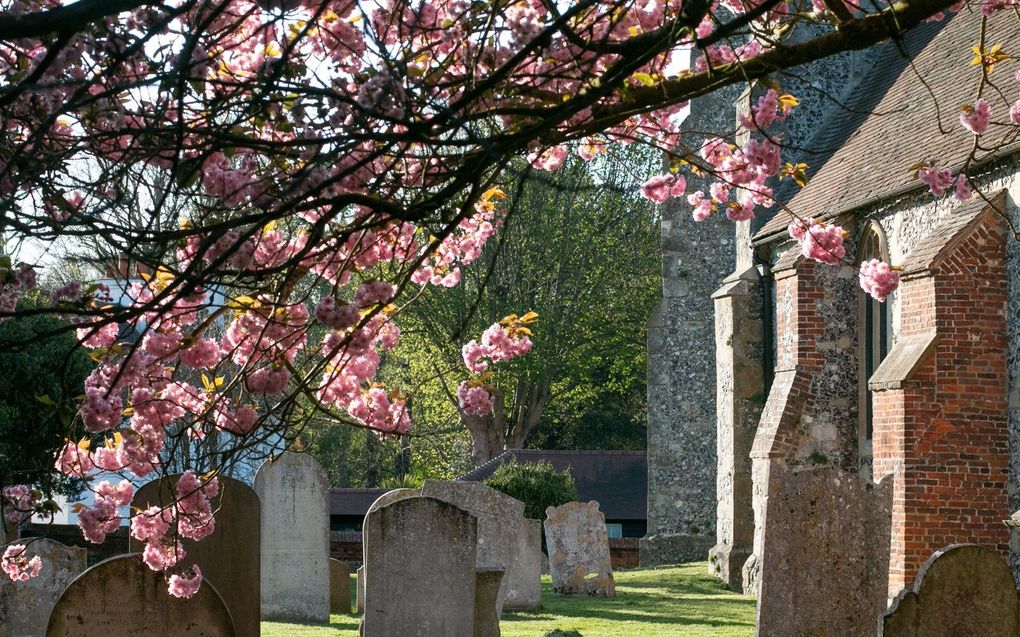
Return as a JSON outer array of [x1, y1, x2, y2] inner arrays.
[[0, 295, 93, 496], [393, 148, 660, 466]]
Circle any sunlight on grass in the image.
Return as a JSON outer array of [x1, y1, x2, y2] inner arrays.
[[261, 564, 756, 637]]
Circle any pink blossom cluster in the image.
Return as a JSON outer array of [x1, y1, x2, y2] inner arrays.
[[168, 566, 204, 599], [347, 387, 411, 435], [859, 259, 901, 302], [639, 174, 686, 204], [918, 166, 973, 200], [457, 313, 536, 416], [0, 263, 37, 320], [127, 471, 218, 598], [788, 218, 847, 265], [1, 545, 42, 582], [461, 321, 533, 373], [960, 98, 991, 135], [77, 480, 133, 544], [457, 382, 495, 416], [2, 485, 38, 526]]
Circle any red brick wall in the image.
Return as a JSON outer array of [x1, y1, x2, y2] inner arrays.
[[872, 215, 1009, 594]]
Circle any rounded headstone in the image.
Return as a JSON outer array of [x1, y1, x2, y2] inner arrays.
[[130, 474, 259, 637], [254, 452, 330, 622], [45, 553, 235, 636], [544, 501, 615, 597], [0, 538, 86, 637], [362, 497, 478, 637]]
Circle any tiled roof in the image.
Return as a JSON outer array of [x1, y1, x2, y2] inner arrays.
[[459, 449, 647, 521], [900, 191, 1004, 276], [755, 13, 1019, 242], [328, 488, 390, 516]]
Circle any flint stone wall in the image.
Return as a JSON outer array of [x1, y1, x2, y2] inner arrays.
[[361, 496, 478, 637], [45, 554, 234, 637], [880, 544, 1020, 637], [130, 474, 259, 637], [254, 452, 330, 622], [0, 538, 85, 637], [544, 501, 615, 597], [756, 465, 891, 637], [421, 480, 525, 615]]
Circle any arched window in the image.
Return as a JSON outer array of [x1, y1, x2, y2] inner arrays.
[[858, 221, 891, 474]]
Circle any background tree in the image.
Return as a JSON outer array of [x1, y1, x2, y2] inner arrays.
[[0, 292, 93, 530], [392, 150, 660, 465]]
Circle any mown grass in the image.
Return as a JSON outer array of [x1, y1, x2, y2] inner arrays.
[[261, 563, 756, 637]]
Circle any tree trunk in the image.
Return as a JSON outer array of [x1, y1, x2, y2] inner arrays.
[[462, 383, 552, 466]]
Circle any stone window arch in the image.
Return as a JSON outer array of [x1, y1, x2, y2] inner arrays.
[[857, 220, 890, 475]]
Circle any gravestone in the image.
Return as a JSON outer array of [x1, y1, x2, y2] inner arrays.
[[474, 567, 505, 637], [356, 565, 365, 613], [254, 452, 329, 622], [880, 544, 1020, 637], [130, 474, 259, 637], [756, 465, 892, 637], [45, 554, 234, 637], [504, 518, 542, 609], [421, 480, 526, 615], [329, 558, 351, 614], [0, 538, 85, 637], [362, 496, 479, 636], [544, 501, 615, 596]]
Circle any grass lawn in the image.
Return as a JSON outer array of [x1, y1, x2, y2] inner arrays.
[[261, 563, 756, 637]]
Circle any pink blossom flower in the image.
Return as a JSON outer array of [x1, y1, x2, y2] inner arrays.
[[54, 441, 94, 477], [168, 565, 203, 599], [725, 200, 756, 222], [458, 382, 494, 416], [859, 259, 900, 302], [960, 99, 991, 135], [640, 175, 674, 204], [788, 219, 846, 265], [354, 281, 395, 308], [528, 146, 568, 171], [130, 506, 172, 543], [953, 174, 975, 201], [462, 340, 490, 373], [1010, 100, 1020, 125], [142, 538, 186, 571], [1, 545, 42, 582], [918, 166, 954, 197]]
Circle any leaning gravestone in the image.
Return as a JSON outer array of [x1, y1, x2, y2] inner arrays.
[[504, 518, 542, 609], [421, 480, 526, 615], [756, 465, 892, 637], [880, 544, 1020, 637], [130, 474, 259, 637], [362, 496, 479, 636], [0, 538, 85, 637], [544, 501, 615, 596], [329, 558, 351, 614], [254, 452, 329, 622], [45, 553, 235, 637]]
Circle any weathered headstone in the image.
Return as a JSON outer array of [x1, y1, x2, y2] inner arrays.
[[880, 544, 1020, 637], [421, 480, 525, 615], [544, 501, 615, 597], [130, 474, 259, 637], [254, 452, 329, 622], [504, 518, 542, 609], [355, 565, 365, 613], [329, 558, 351, 614], [474, 567, 505, 637], [362, 496, 479, 636], [45, 554, 235, 637], [0, 538, 85, 637], [756, 465, 892, 637], [357, 487, 419, 616]]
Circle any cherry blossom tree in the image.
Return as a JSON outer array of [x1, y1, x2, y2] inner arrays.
[[0, 0, 993, 594]]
